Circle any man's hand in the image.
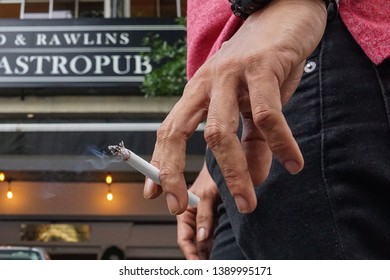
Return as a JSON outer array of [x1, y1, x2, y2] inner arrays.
[[176, 163, 220, 259], [143, 0, 327, 215]]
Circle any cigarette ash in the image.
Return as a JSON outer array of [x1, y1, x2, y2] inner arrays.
[[108, 141, 131, 160]]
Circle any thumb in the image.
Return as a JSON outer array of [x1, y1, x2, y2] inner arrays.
[[196, 199, 215, 242], [195, 197, 216, 260]]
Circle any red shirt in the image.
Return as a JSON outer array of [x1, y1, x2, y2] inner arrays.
[[187, 0, 390, 79]]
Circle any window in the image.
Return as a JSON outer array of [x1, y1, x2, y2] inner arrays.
[[0, 1, 21, 18], [24, 0, 50, 19], [131, 0, 186, 18], [0, 0, 186, 19], [53, 0, 76, 18], [159, 0, 186, 17], [79, 0, 104, 18], [14, 0, 105, 19]]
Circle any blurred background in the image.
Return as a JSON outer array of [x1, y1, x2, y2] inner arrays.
[[0, 0, 206, 260]]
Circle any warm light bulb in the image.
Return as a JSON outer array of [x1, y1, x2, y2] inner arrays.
[[7, 190, 13, 199], [106, 191, 113, 201], [105, 174, 113, 185], [0, 172, 5, 182]]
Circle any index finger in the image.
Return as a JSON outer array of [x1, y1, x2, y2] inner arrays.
[[148, 76, 209, 215]]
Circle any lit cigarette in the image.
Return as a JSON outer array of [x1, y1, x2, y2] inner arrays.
[[108, 141, 200, 207]]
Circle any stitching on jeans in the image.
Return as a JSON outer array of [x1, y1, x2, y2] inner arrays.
[[318, 31, 345, 259], [372, 65, 390, 129]]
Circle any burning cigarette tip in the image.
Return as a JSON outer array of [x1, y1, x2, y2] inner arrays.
[[108, 141, 130, 160]]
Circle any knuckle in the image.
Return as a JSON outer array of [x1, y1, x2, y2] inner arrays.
[[242, 53, 272, 76], [213, 56, 241, 77], [158, 166, 176, 182], [215, 62, 240, 78], [252, 104, 280, 131], [242, 52, 287, 86], [158, 164, 186, 189], [242, 54, 262, 72], [157, 120, 187, 143], [190, 67, 208, 81], [185, 72, 210, 93], [221, 167, 246, 192], [196, 210, 209, 224], [268, 139, 290, 154], [204, 123, 227, 149], [156, 120, 174, 141]]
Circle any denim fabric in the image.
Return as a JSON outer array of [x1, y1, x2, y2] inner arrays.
[[207, 16, 390, 260]]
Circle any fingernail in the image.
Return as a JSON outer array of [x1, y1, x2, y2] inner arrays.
[[143, 178, 156, 199], [234, 195, 250, 213], [284, 160, 302, 175], [197, 227, 207, 242], [166, 193, 181, 215]]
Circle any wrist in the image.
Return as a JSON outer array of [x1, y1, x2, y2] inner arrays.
[[230, 0, 338, 20], [230, 0, 272, 19]]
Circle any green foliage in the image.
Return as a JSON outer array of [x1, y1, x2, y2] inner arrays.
[[141, 19, 187, 97]]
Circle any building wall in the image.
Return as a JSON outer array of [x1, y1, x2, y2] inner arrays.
[[0, 0, 193, 260], [0, 182, 184, 259], [0, 182, 170, 216]]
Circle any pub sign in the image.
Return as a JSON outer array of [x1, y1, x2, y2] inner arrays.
[[0, 18, 185, 88]]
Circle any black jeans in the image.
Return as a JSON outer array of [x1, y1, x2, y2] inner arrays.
[[206, 16, 390, 259]]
